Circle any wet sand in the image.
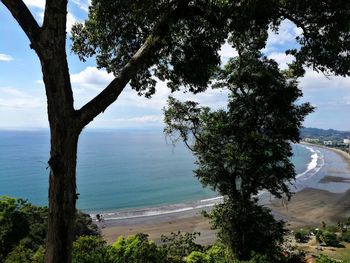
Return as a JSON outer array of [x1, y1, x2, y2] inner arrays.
[[101, 145, 350, 244]]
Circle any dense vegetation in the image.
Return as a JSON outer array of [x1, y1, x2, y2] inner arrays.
[[0, 196, 99, 263], [2, 198, 350, 262]]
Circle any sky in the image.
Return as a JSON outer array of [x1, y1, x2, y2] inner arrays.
[[0, 1, 350, 131]]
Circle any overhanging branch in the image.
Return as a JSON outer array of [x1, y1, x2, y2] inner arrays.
[[76, 6, 177, 128], [76, 0, 214, 129]]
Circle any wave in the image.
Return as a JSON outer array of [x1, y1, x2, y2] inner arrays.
[[296, 145, 324, 180], [91, 144, 324, 221], [91, 196, 224, 221]]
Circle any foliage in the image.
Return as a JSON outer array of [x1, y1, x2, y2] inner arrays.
[[322, 231, 340, 247], [2, 227, 308, 263], [0, 196, 99, 263], [31, 246, 45, 263], [164, 52, 312, 260], [314, 254, 343, 263], [340, 229, 350, 243], [74, 211, 100, 239], [294, 229, 311, 243], [205, 198, 287, 260], [165, 52, 313, 200], [4, 244, 44, 263], [109, 233, 166, 263], [205, 244, 233, 263], [4, 245, 33, 263], [161, 231, 202, 260], [281, 0, 350, 77], [186, 251, 211, 263], [71, 0, 228, 97], [72, 236, 110, 263], [0, 196, 47, 262]]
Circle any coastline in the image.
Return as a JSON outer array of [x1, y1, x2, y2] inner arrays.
[[101, 143, 350, 244], [269, 143, 350, 229], [301, 142, 350, 169]]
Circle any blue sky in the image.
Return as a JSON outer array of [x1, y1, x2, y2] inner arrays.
[[0, 1, 350, 130]]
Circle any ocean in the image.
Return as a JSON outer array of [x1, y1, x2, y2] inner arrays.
[[0, 130, 314, 213]]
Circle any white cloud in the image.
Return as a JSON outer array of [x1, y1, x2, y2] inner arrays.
[[67, 12, 78, 33], [268, 20, 297, 45], [70, 67, 228, 108], [300, 68, 350, 90], [72, 0, 91, 12], [0, 87, 44, 109], [71, 67, 114, 90], [267, 52, 295, 70], [102, 115, 163, 124], [37, 11, 44, 24], [219, 42, 238, 63], [69, 66, 228, 129], [0, 53, 13, 61], [344, 96, 350, 105], [23, 0, 45, 10], [264, 19, 302, 53]]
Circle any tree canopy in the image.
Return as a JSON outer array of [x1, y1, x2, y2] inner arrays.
[[164, 51, 313, 259], [165, 52, 313, 200]]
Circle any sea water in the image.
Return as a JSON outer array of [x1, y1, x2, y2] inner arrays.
[[0, 129, 313, 212]]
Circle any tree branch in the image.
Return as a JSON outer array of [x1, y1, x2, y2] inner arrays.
[[76, 5, 181, 128], [1, 0, 41, 47], [76, 0, 220, 128]]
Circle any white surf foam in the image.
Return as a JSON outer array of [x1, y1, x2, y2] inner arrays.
[[296, 145, 324, 180]]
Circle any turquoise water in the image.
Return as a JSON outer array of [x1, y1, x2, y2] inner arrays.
[[0, 130, 311, 211]]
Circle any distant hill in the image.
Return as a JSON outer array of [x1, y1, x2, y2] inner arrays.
[[301, 127, 350, 140]]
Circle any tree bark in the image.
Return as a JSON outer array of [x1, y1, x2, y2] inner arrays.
[[38, 44, 80, 263], [39, 54, 80, 263], [45, 126, 80, 263]]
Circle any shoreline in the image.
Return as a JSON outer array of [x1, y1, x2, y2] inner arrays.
[[301, 142, 350, 169], [101, 143, 350, 244], [93, 144, 315, 220]]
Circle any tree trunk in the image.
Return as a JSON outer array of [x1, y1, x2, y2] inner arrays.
[[37, 26, 79, 260], [45, 125, 80, 263]]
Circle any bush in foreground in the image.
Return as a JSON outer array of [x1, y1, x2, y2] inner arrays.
[[0, 196, 99, 262]]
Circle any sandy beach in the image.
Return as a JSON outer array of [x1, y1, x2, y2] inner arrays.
[[101, 145, 350, 245]]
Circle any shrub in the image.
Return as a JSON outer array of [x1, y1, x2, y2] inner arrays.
[[315, 254, 343, 263], [294, 229, 310, 243], [0, 196, 99, 261], [109, 233, 165, 263], [322, 231, 340, 247], [340, 229, 350, 243], [207, 199, 286, 260], [4, 245, 33, 263], [72, 236, 110, 263], [205, 244, 232, 263], [161, 231, 203, 260], [187, 251, 210, 263]]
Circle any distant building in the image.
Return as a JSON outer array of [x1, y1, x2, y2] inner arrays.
[[344, 139, 350, 144], [323, 140, 333, 146], [304, 138, 319, 143]]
